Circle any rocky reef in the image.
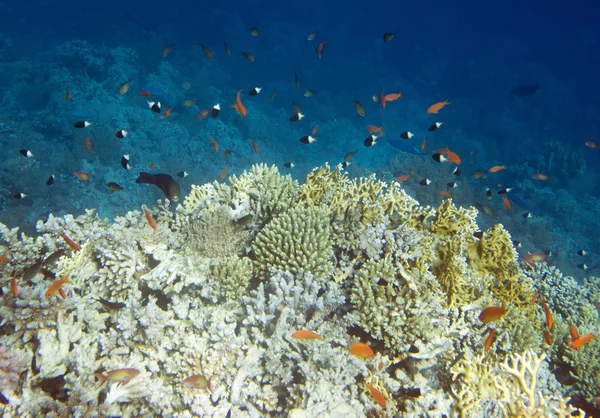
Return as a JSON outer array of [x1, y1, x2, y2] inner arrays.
[[0, 163, 597, 417]]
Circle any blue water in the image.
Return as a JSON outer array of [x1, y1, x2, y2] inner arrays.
[[1, 0, 599, 278]]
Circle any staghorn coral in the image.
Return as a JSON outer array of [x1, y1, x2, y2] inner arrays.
[[252, 205, 334, 280], [208, 255, 253, 302]]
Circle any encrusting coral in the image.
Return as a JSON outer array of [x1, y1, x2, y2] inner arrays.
[[0, 163, 593, 417]]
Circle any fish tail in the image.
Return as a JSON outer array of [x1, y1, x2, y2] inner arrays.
[[94, 372, 107, 388]]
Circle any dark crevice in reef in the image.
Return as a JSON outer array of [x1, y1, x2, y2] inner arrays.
[[38, 375, 69, 402]]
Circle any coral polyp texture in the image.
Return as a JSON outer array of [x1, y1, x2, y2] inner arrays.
[[0, 164, 596, 417]]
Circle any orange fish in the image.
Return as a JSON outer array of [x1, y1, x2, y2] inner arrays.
[[543, 330, 553, 345], [531, 291, 539, 304], [366, 125, 384, 134], [380, 91, 386, 109], [74, 171, 90, 182], [487, 165, 506, 173], [291, 330, 322, 341], [384, 92, 402, 102], [421, 136, 427, 151], [427, 100, 451, 114], [570, 334, 595, 350], [84, 137, 93, 152], [348, 342, 374, 359], [434, 147, 461, 164], [200, 42, 214, 60], [532, 173, 551, 181], [395, 174, 411, 183], [220, 166, 229, 180], [197, 109, 211, 119], [209, 137, 219, 152], [183, 374, 212, 392], [569, 323, 579, 342], [144, 208, 156, 231], [522, 253, 548, 266], [366, 384, 386, 408], [163, 108, 172, 117], [502, 197, 512, 211], [65, 90, 71, 100], [45, 277, 70, 299], [58, 288, 67, 299], [312, 124, 319, 136], [540, 300, 553, 329], [59, 232, 81, 252], [94, 368, 140, 388], [252, 138, 259, 154], [484, 329, 495, 352], [478, 306, 507, 323], [149, 162, 157, 170], [439, 191, 452, 198], [139, 91, 152, 97], [231, 90, 247, 117], [11, 272, 18, 297]]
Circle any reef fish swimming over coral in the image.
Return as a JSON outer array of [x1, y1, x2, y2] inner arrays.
[[136, 172, 180, 202]]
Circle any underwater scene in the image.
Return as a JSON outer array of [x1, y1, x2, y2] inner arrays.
[[1, 0, 599, 416]]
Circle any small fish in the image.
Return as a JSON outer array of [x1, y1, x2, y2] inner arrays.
[[498, 187, 512, 195], [452, 167, 461, 177], [400, 131, 414, 139], [241, 52, 255, 62], [250, 26, 259, 36], [366, 125, 384, 134], [183, 99, 198, 107], [570, 334, 595, 350], [522, 253, 548, 265], [487, 165, 507, 173], [220, 166, 229, 180], [569, 322, 580, 342], [136, 172, 181, 202], [486, 189, 493, 199], [395, 174, 411, 183], [235, 214, 254, 226], [312, 124, 319, 136], [139, 91, 152, 97], [522, 212, 532, 219], [532, 173, 551, 181], [74, 171, 90, 182], [304, 89, 316, 97], [94, 297, 126, 310], [118, 79, 132, 95], [513, 240, 522, 248], [183, 374, 212, 391], [121, 154, 131, 170], [197, 109, 211, 119], [212, 103, 220, 118], [584, 141, 598, 150], [115, 129, 128, 140], [107, 182, 123, 191], [421, 136, 427, 151], [270, 89, 277, 100], [177, 171, 188, 178], [292, 102, 302, 114], [284, 162, 295, 168], [148, 101, 161, 113], [144, 207, 156, 231], [419, 178, 431, 186], [46, 175, 55, 186], [94, 368, 140, 388], [163, 108, 172, 117], [479, 306, 507, 323], [427, 100, 451, 114], [162, 44, 176, 58], [300, 135, 317, 144], [543, 330, 553, 345], [223, 41, 231, 56], [84, 137, 93, 152], [11, 273, 18, 297], [577, 263, 589, 271], [74, 121, 92, 128], [45, 276, 70, 299], [344, 151, 357, 161], [252, 138, 259, 154], [540, 300, 553, 329], [502, 197, 512, 211], [372, 94, 380, 103], [200, 42, 214, 60], [428, 122, 443, 132], [341, 161, 350, 169], [364, 135, 377, 147], [249, 87, 262, 96], [447, 182, 458, 188], [348, 342, 374, 359], [432, 153, 448, 163], [294, 72, 301, 88], [20, 149, 34, 158], [209, 137, 219, 152], [222, 149, 232, 157], [65, 90, 71, 100], [439, 191, 452, 198], [471, 170, 487, 179], [307, 31, 317, 41], [12, 192, 26, 199], [353, 97, 365, 116], [383, 33, 396, 42], [291, 330, 322, 341], [315, 40, 327, 59], [290, 112, 304, 122], [484, 329, 495, 352], [231, 90, 247, 117], [366, 384, 386, 408], [577, 250, 587, 256], [59, 232, 81, 252]]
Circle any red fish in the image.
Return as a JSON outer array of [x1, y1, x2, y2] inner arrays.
[[11, 272, 18, 297], [421, 136, 427, 151], [74, 171, 90, 182], [163, 108, 172, 117], [427, 100, 451, 114], [366, 384, 386, 408], [45, 277, 70, 298], [231, 90, 247, 117], [315, 40, 327, 59], [502, 197, 512, 211], [196, 109, 211, 119], [487, 165, 506, 173], [570, 334, 594, 350], [59, 232, 81, 252], [209, 137, 219, 153], [348, 342, 374, 359], [252, 138, 259, 154], [139, 91, 152, 97], [144, 208, 156, 231], [395, 174, 411, 183], [484, 329, 495, 352], [65, 90, 71, 100], [540, 300, 553, 329], [479, 306, 507, 323], [291, 330, 322, 341], [84, 137, 93, 152], [94, 368, 140, 388], [312, 124, 319, 136], [220, 166, 229, 180]]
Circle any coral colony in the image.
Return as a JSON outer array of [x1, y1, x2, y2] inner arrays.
[[0, 163, 598, 416]]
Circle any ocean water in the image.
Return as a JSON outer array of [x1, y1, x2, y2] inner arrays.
[[0, 0, 599, 279]]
